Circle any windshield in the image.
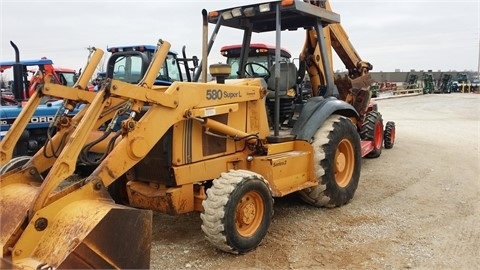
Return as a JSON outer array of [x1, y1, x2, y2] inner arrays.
[[112, 55, 143, 83], [59, 72, 76, 87], [226, 55, 289, 79], [157, 54, 181, 83]]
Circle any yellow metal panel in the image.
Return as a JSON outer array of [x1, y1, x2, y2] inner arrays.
[[188, 104, 239, 118], [246, 99, 270, 138], [173, 103, 246, 165], [173, 153, 246, 185], [42, 83, 96, 102], [127, 182, 194, 214], [247, 150, 315, 196], [244, 141, 316, 196], [266, 141, 295, 154]]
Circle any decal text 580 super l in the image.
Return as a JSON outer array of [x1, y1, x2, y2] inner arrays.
[[206, 89, 242, 100]]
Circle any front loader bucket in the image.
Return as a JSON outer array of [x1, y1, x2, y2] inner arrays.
[[1, 167, 44, 259], [1, 179, 152, 269], [0, 182, 40, 255]]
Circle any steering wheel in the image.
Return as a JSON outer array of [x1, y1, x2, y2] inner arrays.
[[244, 62, 271, 81]]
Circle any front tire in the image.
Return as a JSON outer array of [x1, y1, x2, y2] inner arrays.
[[361, 111, 384, 158], [384, 121, 396, 149], [201, 170, 273, 254], [298, 115, 361, 208]]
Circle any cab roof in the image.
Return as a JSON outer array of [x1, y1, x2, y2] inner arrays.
[[207, 0, 340, 33], [107, 45, 178, 55], [220, 43, 291, 58], [0, 58, 75, 73], [0, 58, 53, 67]]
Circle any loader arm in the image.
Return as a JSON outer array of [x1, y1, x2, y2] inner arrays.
[[0, 48, 104, 166], [26, 90, 133, 174], [29, 87, 111, 215], [0, 40, 172, 269], [31, 40, 172, 212], [0, 90, 44, 165], [86, 79, 264, 189]]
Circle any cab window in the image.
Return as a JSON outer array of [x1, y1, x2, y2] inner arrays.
[[226, 55, 289, 79], [113, 55, 143, 83], [59, 72, 76, 87], [157, 54, 181, 82]]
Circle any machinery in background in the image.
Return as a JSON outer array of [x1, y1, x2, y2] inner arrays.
[[453, 72, 479, 93], [0, 41, 80, 156], [405, 74, 420, 89], [423, 72, 435, 94], [0, 50, 78, 106], [434, 73, 452, 94]]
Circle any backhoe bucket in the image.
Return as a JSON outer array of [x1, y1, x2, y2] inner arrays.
[[0, 178, 152, 269]]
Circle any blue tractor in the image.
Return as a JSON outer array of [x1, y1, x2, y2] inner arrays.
[[0, 42, 197, 157]]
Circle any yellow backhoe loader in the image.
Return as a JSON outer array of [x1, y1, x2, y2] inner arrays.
[[0, 1, 395, 268]]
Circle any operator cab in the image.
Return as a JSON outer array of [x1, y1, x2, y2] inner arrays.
[[52, 68, 77, 87], [106, 45, 183, 86], [220, 43, 301, 126], [195, 1, 345, 136], [220, 43, 291, 79]]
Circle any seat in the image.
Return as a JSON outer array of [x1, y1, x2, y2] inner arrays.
[[265, 62, 298, 128], [267, 62, 297, 96]]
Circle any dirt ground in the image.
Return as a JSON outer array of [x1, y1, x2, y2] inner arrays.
[[150, 93, 480, 269]]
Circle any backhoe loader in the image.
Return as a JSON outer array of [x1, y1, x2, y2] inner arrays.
[[0, 1, 395, 268]]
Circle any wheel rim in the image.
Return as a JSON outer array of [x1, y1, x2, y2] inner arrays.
[[235, 190, 264, 237], [374, 122, 383, 149], [334, 139, 355, 187]]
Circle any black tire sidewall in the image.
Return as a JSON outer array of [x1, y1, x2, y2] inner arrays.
[[361, 111, 383, 158], [223, 178, 273, 253], [321, 118, 361, 207], [384, 121, 395, 149]]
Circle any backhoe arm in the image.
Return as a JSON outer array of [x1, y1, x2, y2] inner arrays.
[[300, 0, 373, 116], [328, 23, 372, 78]]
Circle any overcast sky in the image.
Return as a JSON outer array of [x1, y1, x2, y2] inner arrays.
[[1, 0, 479, 78]]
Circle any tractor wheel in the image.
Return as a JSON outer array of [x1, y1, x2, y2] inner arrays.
[[384, 121, 396, 149], [0, 156, 31, 175], [298, 115, 361, 208], [361, 111, 384, 158], [201, 170, 273, 254]]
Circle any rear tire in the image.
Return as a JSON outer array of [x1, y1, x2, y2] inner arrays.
[[361, 111, 384, 158], [298, 115, 361, 208], [201, 170, 273, 254], [0, 156, 31, 175], [384, 121, 396, 149]]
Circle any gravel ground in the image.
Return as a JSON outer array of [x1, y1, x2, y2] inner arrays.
[[150, 93, 480, 269]]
